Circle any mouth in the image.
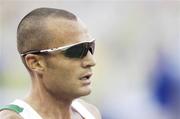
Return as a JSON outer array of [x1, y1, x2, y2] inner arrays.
[[80, 72, 92, 80]]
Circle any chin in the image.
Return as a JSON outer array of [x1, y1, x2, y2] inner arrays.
[[78, 87, 92, 97]]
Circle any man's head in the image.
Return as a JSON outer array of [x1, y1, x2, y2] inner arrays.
[[17, 7, 77, 54], [17, 8, 96, 100]]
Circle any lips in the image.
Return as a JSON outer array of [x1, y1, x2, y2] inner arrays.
[[80, 72, 93, 80]]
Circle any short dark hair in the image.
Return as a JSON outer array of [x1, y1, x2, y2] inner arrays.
[[17, 7, 77, 54]]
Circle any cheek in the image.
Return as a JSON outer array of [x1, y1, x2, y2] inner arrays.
[[46, 57, 81, 83], [43, 59, 82, 96]]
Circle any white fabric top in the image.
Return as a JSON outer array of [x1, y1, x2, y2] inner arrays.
[[72, 100, 95, 119], [11, 99, 95, 119]]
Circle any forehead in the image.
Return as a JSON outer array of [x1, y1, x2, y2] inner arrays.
[[45, 17, 91, 48]]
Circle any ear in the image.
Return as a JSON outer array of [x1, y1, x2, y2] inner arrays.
[[24, 54, 46, 73]]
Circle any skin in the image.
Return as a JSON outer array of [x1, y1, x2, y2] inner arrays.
[[0, 17, 101, 119]]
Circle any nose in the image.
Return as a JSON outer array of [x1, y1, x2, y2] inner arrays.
[[81, 51, 96, 68]]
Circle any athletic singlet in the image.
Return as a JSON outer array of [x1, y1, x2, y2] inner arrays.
[[0, 99, 95, 119]]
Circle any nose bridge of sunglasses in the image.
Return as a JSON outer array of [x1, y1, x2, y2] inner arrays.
[[89, 42, 95, 54], [86, 47, 93, 55], [84, 43, 92, 54]]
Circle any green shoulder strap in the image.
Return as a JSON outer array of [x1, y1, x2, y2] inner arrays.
[[0, 104, 24, 113]]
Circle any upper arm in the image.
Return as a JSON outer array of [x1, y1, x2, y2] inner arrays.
[[77, 99, 102, 119], [0, 110, 23, 119]]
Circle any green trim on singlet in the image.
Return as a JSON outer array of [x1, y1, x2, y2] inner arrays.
[[0, 104, 24, 113]]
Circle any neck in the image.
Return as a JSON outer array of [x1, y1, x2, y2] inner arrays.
[[24, 76, 75, 119]]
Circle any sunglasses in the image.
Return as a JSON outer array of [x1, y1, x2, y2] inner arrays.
[[20, 39, 95, 59]]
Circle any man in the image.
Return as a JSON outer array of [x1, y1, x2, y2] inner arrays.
[[0, 8, 101, 119]]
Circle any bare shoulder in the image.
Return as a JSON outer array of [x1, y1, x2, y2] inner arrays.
[[0, 110, 23, 119], [76, 99, 102, 119]]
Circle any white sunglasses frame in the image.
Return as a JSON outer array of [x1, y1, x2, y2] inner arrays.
[[20, 39, 95, 57]]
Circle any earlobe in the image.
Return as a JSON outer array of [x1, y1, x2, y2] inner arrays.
[[25, 54, 45, 73]]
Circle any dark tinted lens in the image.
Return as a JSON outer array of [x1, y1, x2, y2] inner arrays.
[[64, 43, 85, 58], [80, 45, 88, 58], [81, 41, 95, 58], [64, 40, 95, 58]]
